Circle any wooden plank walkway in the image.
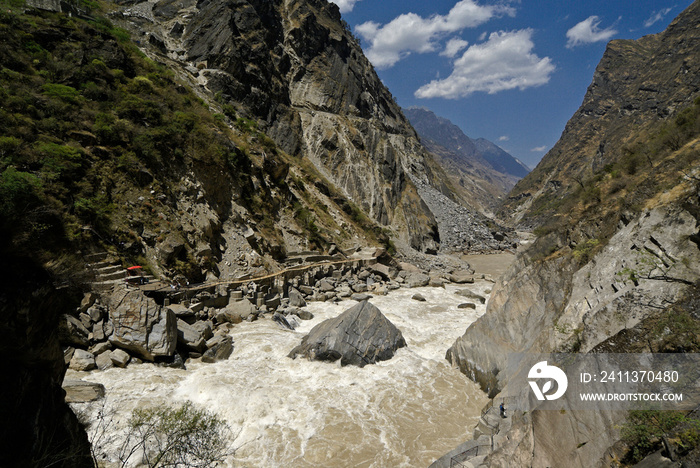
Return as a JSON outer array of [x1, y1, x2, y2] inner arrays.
[[133, 255, 377, 295]]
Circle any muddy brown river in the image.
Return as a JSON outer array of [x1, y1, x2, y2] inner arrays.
[[70, 280, 499, 467]]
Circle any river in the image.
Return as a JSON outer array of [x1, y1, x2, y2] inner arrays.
[[69, 280, 496, 467]]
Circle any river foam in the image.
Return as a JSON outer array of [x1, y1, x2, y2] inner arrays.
[[70, 282, 491, 467]]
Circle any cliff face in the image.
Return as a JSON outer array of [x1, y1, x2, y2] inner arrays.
[[445, 2, 700, 466], [0, 254, 92, 468], [448, 198, 700, 393], [118, 0, 441, 252], [447, 178, 700, 468], [504, 0, 700, 227]]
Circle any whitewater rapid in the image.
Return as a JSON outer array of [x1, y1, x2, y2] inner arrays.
[[70, 282, 492, 467]]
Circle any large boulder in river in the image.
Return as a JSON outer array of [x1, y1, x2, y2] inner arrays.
[[404, 272, 430, 288], [455, 288, 486, 304], [288, 300, 406, 367], [108, 288, 177, 361], [202, 334, 234, 362], [176, 319, 207, 352], [288, 287, 307, 308], [63, 380, 105, 403], [217, 298, 256, 324], [69, 349, 96, 371]]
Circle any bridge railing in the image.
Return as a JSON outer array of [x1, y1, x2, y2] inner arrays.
[[449, 443, 491, 467]]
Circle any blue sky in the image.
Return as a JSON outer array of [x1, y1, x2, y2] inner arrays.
[[331, 0, 694, 169]]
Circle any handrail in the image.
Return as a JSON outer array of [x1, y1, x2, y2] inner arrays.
[[450, 443, 491, 467], [188, 257, 371, 290], [132, 256, 377, 296], [480, 398, 494, 417]]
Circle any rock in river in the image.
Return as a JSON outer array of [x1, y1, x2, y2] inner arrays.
[[63, 380, 106, 403], [288, 300, 406, 367]]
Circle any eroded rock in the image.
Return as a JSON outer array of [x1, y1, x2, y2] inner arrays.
[[288, 287, 307, 308], [176, 318, 207, 352], [218, 298, 256, 324], [202, 334, 234, 362], [288, 300, 406, 367], [69, 349, 96, 372], [108, 288, 176, 361], [63, 380, 105, 403]]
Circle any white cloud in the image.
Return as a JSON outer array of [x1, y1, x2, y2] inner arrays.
[[441, 37, 470, 58], [331, 0, 361, 14], [566, 16, 617, 48], [355, 0, 515, 69], [415, 29, 555, 99], [644, 7, 673, 28], [499, 135, 510, 141], [531, 145, 547, 152]]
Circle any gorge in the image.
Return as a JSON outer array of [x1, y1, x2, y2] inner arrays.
[[1, 0, 699, 467]]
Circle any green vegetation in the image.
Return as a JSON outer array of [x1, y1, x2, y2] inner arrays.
[[83, 401, 232, 467], [615, 249, 693, 287], [235, 117, 258, 133], [120, 402, 231, 467], [622, 410, 700, 463], [0, 0, 392, 280], [527, 96, 700, 267], [572, 238, 600, 264], [0, 1, 270, 276]]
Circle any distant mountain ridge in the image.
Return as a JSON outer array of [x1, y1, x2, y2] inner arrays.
[[473, 138, 529, 178], [403, 107, 529, 213], [404, 107, 529, 179]]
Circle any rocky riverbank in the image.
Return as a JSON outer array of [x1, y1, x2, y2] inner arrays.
[[67, 268, 496, 467], [60, 256, 486, 397], [439, 202, 700, 467]]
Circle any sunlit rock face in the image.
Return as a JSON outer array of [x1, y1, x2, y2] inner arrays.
[[288, 300, 406, 367], [129, 0, 442, 252]]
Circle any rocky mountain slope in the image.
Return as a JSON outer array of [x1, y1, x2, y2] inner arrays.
[[104, 0, 524, 257], [113, 0, 453, 253], [2, 0, 406, 286], [0, 0, 518, 462], [473, 137, 529, 179], [444, 2, 700, 466], [404, 107, 529, 213], [504, 0, 700, 228]]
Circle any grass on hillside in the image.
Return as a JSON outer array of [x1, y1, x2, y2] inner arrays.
[[0, 0, 382, 281], [528, 96, 700, 265]]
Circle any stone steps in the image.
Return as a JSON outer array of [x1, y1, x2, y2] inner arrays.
[[94, 267, 126, 282], [93, 264, 123, 274], [91, 278, 125, 292], [84, 251, 157, 291], [84, 252, 109, 263], [90, 261, 126, 282]]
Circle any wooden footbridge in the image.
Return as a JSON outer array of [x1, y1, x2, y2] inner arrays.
[[90, 247, 382, 303]]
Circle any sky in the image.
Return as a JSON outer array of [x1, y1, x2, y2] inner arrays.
[[330, 0, 694, 169]]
